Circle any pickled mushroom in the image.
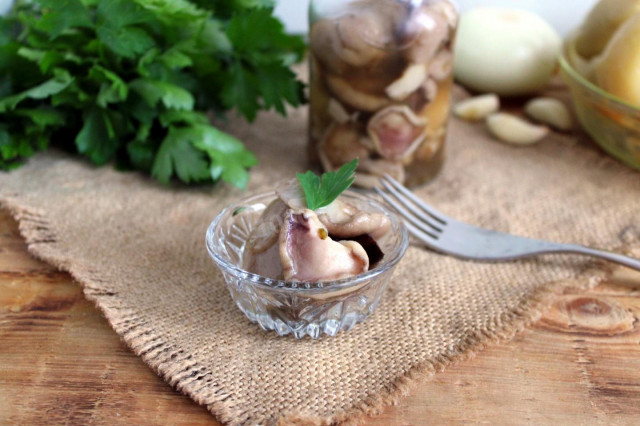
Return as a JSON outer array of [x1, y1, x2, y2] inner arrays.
[[315, 195, 391, 239], [368, 105, 428, 160], [275, 179, 307, 210], [309, 1, 402, 73], [243, 178, 390, 281], [326, 74, 390, 112], [308, 0, 457, 187], [327, 98, 354, 124], [431, 0, 458, 29], [244, 199, 288, 252], [385, 63, 428, 101], [280, 209, 369, 282], [318, 208, 391, 240], [403, 5, 450, 65], [352, 164, 405, 188], [422, 78, 438, 101], [243, 240, 282, 280], [428, 50, 453, 81], [242, 199, 288, 278], [357, 157, 406, 185], [318, 122, 370, 170]]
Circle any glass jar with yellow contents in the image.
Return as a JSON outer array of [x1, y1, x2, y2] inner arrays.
[[308, 0, 458, 187]]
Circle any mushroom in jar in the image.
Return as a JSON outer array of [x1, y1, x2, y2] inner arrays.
[[317, 122, 371, 172], [309, 0, 403, 74], [368, 105, 428, 160], [325, 74, 390, 112], [308, 0, 458, 187], [327, 98, 355, 124], [403, 4, 451, 65], [428, 50, 454, 81], [353, 157, 406, 188], [385, 63, 429, 101]]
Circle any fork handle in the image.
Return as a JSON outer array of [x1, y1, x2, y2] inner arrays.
[[543, 243, 640, 271]]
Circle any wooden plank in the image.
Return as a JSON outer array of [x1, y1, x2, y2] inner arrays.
[[0, 209, 217, 425], [1, 208, 639, 424]]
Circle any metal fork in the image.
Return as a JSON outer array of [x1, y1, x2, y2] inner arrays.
[[375, 175, 640, 271]]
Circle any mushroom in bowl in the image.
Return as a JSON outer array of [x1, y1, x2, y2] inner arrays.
[[205, 164, 408, 338]]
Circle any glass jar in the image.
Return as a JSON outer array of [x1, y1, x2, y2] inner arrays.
[[308, 0, 458, 187]]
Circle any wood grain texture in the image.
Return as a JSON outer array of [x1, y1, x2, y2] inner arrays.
[[1, 208, 639, 425]]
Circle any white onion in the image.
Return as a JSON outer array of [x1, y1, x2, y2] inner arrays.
[[453, 8, 561, 96]]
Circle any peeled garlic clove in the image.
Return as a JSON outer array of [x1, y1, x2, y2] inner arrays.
[[453, 8, 561, 96], [524, 97, 573, 131], [385, 63, 428, 101], [486, 113, 549, 145], [454, 94, 500, 121]]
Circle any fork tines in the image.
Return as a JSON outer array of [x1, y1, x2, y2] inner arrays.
[[375, 174, 447, 241]]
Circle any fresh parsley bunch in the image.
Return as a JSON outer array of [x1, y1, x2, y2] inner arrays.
[[0, 0, 306, 188]]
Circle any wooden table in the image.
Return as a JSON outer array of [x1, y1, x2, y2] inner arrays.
[[2, 207, 640, 424]]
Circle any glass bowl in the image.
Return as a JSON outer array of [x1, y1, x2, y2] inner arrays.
[[205, 190, 409, 339], [559, 47, 640, 170]]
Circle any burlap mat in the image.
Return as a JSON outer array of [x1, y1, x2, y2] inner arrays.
[[1, 86, 639, 425]]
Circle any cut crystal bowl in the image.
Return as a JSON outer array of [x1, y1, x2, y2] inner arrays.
[[205, 190, 408, 339]]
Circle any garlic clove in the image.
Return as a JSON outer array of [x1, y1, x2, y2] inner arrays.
[[486, 113, 549, 145], [454, 94, 500, 121], [524, 97, 573, 131]]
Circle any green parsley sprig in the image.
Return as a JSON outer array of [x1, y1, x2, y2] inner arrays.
[[0, 0, 306, 188], [296, 159, 358, 210]]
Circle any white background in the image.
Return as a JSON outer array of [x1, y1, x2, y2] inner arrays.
[[0, 0, 600, 37], [274, 0, 600, 36]]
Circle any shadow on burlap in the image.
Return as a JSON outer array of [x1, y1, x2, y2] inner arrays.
[[1, 90, 639, 424]]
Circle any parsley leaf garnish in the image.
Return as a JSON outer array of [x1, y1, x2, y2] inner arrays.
[[296, 159, 359, 211]]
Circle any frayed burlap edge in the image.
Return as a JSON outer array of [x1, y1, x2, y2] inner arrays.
[[2, 195, 627, 426]]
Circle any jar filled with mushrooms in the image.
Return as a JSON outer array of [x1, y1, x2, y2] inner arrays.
[[308, 0, 458, 187]]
